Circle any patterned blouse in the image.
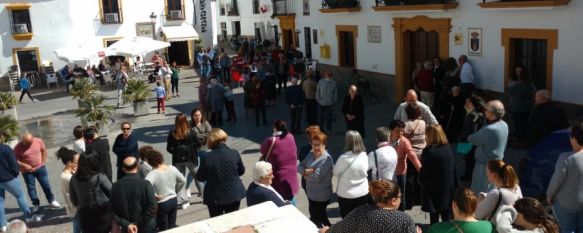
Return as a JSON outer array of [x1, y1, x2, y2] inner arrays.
[[328, 205, 417, 233]]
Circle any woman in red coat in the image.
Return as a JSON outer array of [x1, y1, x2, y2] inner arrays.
[[260, 120, 299, 204]]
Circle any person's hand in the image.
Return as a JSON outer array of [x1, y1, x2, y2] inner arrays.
[[416, 225, 422, 233], [304, 168, 315, 176], [478, 192, 487, 202], [319, 226, 330, 233], [127, 224, 138, 233], [155, 194, 163, 200], [20, 164, 33, 173], [547, 197, 553, 205]]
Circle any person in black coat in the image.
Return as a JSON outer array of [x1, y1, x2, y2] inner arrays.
[[246, 161, 287, 207], [112, 122, 139, 181], [111, 157, 157, 233], [419, 124, 457, 225], [526, 90, 570, 148], [196, 128, 246, 217], [458, 95, 485, 183], [84, 127, 113, 182], [341, 85, 365, 137]]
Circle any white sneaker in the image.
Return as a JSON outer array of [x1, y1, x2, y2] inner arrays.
[[186, 188, 192, 198], [33, 99, 39, 102], [181, 202, 190, 210], [2, 225, 6, 232], [49, 201, 62, 208], [32, 205, 40, 213], [25, 214, 42, 223]]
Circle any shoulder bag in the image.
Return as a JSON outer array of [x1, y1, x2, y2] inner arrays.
[[373, 150, 380, 180], [172, 132, 191, 164], [88, 174, 110, 210], [259, 137, 277, 161], [488, 188, 503, 221]]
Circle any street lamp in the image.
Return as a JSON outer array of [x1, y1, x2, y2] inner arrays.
[[149, 12, 157, 23]]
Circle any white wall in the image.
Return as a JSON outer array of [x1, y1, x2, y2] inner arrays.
[[0, 0, 195, 74], [216, 0, 278, 40], [294, 0, 583, 105]]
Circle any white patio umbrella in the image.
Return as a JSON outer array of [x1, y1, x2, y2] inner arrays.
[[107, 36, 171, 57], [54, 41, 112, 65]]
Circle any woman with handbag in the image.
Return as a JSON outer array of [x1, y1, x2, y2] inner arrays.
[[196, 129, 246, 217], [428, 188, 495, 233], [333, 130, 369, 218], [260, 120, 299, 204], [403, 103, 427, 210], [166, 114, 200, 209], [69, 150, 112, 233], [474, 160, 522, 222]]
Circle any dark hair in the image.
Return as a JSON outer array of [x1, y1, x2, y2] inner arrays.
[[273, 120, 288, 138], [571, 121, 583, 146], [487, 160, 519, 189], [122, 157, 139, 171], [83, 127, 97, 141], [443, 57, 459, 72], [145, 149, 164, 168], [138, 145, 154, 160], [375, 127, 391, 142], [191, 108, 206, 126], [467, 94, 485, 112], [73, 126, 84, 139], [389, 120, 406, 130], [405, 103, 421, 120], [513, 65, 531, 82], [369, 180, 400, 204], [74, 149, 102, 180], [453, 188, 478, 215], [120, 121, 131, 129], [56, 147, 77, 165], [514, 198, 559, 233]]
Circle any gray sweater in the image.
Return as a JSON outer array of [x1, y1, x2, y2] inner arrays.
[[316, 78, 338, 107], [298, 152, 334, 202], [468, 120, 509, 164], [145, 165, 186, 203], [547, 151, 583, 211]]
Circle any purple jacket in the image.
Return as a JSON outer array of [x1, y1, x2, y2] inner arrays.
[[260, 133, 299, 200]]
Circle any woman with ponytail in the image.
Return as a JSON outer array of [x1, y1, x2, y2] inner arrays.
[[475, 160, 523, 221], [494, 197, 559, 233], [56, 147, 80, 233]]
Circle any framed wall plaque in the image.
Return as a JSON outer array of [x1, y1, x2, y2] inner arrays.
[[468, 28, 483, 56], [367, 26, 381, 43]]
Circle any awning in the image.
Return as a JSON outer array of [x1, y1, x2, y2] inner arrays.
[[162, 24, 199, 42]]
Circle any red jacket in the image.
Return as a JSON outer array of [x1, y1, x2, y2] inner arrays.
[[416, 69, 434, 92], [392, 136, 422, 175]]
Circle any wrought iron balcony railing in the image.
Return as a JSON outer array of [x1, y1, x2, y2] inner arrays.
[[272, 0, 295, 16], [226, 3, 239, 16], [321, 0, 360, 9], [375, 0, 453, 7]]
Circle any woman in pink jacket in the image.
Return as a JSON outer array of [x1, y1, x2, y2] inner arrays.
[[260, 120, 299, 204], [388, 120, 422, 211]]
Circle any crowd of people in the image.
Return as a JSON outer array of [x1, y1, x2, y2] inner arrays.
[[1, 41, 582, 233]]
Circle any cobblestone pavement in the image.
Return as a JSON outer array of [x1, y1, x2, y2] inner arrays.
[[3, 68, 525, 232]]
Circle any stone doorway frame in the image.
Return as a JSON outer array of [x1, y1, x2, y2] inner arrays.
[[392, 16, 451, 102]]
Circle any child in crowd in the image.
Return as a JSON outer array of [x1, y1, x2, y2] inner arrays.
[[154, 82, 166, 114]]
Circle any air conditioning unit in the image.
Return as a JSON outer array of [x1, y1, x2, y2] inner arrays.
[[169, 10, 183, 19], [13, 24, 28, 34], [104, 13, 119, 23]]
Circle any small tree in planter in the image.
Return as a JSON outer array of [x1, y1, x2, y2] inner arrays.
[[0, 115, 19, 145], [75, 94, 114, 136], [122, 79, 151, 116], [70, 78, 98, 107], [0, 92, 18, 119]]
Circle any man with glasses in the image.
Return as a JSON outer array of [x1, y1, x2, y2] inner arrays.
[[113, 122, 139, 181]]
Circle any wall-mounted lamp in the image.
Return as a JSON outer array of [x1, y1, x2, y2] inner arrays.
[[149, 12, 157, 23]]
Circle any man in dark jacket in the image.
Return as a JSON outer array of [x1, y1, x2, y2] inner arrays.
[[527, 90, 570, 147], [285, 76, 306, 134], [111, 157, 156, 233], [113, 122, 139, 180], [84, 127, 113, 181]]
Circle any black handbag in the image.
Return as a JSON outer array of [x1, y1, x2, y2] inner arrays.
[[88, 174, 109, 210]]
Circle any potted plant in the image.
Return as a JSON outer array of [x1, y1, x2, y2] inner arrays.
[[0, 115, 19, 145], [0, 92, 18, 119], [75, 94, 114, 137], [70, 78, 98, 108], [122, 79, 151, 116]]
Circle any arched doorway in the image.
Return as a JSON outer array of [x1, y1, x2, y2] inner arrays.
[[392, 16, 451, 102]]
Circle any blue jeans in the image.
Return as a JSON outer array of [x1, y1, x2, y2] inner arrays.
[[72, 213, 81, 233], [22, 165, 55, 206], [0, 177, 33, 226], [554, 202, 583, 233]]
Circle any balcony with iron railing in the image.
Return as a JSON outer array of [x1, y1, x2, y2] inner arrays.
[[373, 0, 458, 11], [478, 0, 570, 9], [226, 3, 239, 16], [272, 0, 295, 17], [320, 0, 361, 13]]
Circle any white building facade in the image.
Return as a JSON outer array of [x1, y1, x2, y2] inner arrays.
[[283, 0, 581, 105], [0, 0, 202, 79]]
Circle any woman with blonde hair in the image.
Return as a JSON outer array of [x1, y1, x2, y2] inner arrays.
[[475, 160, 522, 222], [166, 113, 200, 209], [419, 124, 457, 225], [196, 128, 246, 217]]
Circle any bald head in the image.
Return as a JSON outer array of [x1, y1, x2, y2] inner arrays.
[[405, 89, 418, 103], [21, 133, 33, 146], [486, 100, 505, 120], [535, 90, 551, 105], [122, 156, 139, 173]]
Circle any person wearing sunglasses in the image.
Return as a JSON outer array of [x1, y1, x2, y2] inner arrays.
[[113, 122, 139, 181]]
